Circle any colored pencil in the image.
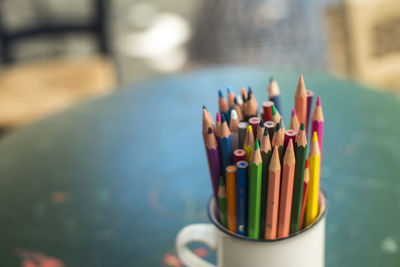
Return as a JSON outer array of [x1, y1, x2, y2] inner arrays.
[[289, 108, 300, 131], [284, 129, 297, 153], [268, 77, 281, 112], [264, 120, 276, 142], [299, 160, 309, 230], [219, 115, 233, 174], [219, 90, 229, 115], [249, 116, 260, 138], [215, 112, 221, 138], [256, 119, 265, 145], [233, 149, 246, 164], [265, 147, 281, 239], [262, 101, 274, 122], [202, 106, 213, 145], [206, 127, 221, 205], [305, 132, 321, 227], [226, 165, 237, 233], [238, 122, 248, 149], [236, 160, 248, 235], [277, 139, 295, 238], [230, 110, 239, 151], [271, 122, 284, 163], [306, 90, 314, 133], [311, 96, 324, 155], [290, 123, 307, 233], [244, 125, 255, 161], [294, 74, 307, 126], [227, 87, 235, 107], [271, 104, 281, 124], [246, 89, 258, 117], [259, 129, 272, 238], [218, 175, 228, 227], [247, 140, 263, 239], [233, 97, 244, 121]]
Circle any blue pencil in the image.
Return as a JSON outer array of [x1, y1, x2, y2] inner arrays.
[[268, 77, 281, 113], [236, 160, 248, 235], [219, 115, 233, 176]]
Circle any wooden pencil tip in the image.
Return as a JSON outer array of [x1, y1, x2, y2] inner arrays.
[[291, 108, 296, 117], [269, 76, 274, 84], [227, 87, 231, 93], [247, 125, 253, 132], [218, 90, 223, 98], [300, 123, 304, 131], [203, 105, 206, 110], [248, 87, 253, 94], [231, 109, 238, 120], [287, 139, 294, 150], [305, 159, 309, 168], [316, 96, 321, 106]]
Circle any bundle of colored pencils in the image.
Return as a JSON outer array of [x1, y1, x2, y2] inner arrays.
[[202, 75, 324, 239]]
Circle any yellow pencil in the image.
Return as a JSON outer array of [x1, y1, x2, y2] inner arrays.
[[244, 125, 254, 161], [304, 132, 321, 227]]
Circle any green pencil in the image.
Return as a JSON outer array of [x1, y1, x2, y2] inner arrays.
[[290, 123, 307, 233], [259, 129, 272, 238], [247, 140, 263, 239], [218, 176, 228, 227]]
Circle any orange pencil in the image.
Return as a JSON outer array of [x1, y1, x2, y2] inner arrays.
[[265, 147, 281, 239], [226, 165, 237, 233], [277, 139, 296, 238], [294, 75, 307, 126], [299, 160, 310, 229]]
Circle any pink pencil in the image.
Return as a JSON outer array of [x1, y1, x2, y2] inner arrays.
[[311, 96, 324, 154]]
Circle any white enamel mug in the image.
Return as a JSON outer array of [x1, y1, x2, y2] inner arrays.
[[176, 192, 327, 267]]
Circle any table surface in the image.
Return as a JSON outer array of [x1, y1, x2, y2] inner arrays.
[[0, 66, 399, 267]]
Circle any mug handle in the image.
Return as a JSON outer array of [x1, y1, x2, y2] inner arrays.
[[176, 223, 217, 267]]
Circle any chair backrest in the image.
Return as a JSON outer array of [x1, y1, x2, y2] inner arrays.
[[0, 0, 109, 64]]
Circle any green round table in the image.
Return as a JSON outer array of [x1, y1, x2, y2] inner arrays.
[[0, 67, 399, 266]]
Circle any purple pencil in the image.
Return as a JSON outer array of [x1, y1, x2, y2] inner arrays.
[[306, 90, 314, 136], [311, 96, 324, 154], [206, 127, 222, 205]]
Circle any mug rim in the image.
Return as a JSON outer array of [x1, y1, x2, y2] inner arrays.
[[207, 190, 327, 242]]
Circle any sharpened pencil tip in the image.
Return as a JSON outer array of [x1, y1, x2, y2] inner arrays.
[[231, 109, 238, 120], [291, 108, 296, 117], [263, 127, 269, 136], [218, 90, 223, 98], [316, 96, 321, 106], [312, 131, 318, 142], [221, 114, 226, 123], [305, 159, 309, 168], [269, 77, 274, 84], [208, 127, 213, 134], [259, 119, 264, 127], [247, 125, 252, 133], [203, 105, 206, 110], [300, 123, 305, 131], [216, 112, 221, 122], [248, 87, 253, 94], [227, 87, 231, 93], [272, 104, 277, 115], [254, 139, 259, 150], [275, 122, 281, 131]]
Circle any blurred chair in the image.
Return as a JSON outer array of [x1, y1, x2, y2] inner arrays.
[[0, 0, 116, 131], [326, 0, 400, 91]]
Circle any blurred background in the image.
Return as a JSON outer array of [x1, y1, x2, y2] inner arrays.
[[0, 0, 399, 133]]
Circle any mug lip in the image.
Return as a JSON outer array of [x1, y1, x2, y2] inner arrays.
[[207, 190, 327, 242]]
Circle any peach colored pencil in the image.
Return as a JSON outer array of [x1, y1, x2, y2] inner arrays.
[[277, 139, 296, 238], [289, 108, 300, 131], [294, 75, 307, 126], [265, 147, 281, 239]]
